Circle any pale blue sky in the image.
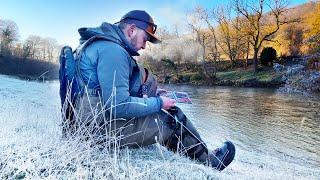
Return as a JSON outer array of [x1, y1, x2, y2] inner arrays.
[[0, 0, 308, 47]]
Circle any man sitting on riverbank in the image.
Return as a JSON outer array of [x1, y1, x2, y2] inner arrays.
[[67, 10, 235, 171]]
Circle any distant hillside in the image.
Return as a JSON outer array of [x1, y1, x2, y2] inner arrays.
[[267, 1, 319, 56], [285, 2, 317, 20]]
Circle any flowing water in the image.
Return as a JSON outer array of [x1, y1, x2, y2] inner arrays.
[[161, 84, 320, 172], [1, 75, 319, 178]]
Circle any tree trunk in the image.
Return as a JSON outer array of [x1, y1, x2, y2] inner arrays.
[[201, 43, 208, 78], [253, 48, 258, 72], [245, 41, 250, 69]]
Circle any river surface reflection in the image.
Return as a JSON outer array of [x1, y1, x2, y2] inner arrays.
[[160, 84, 320, 169]]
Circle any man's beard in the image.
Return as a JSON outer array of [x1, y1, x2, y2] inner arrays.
[[130, 35, 139, 51]]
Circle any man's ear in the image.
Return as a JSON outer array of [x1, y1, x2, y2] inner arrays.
[[127, 24, 137, 38]]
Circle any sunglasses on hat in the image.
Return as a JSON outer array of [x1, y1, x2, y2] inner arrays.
[[122, 17, 157, 35]]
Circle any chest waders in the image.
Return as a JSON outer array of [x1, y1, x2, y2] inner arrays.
[[164, 107, 209, 163], [138, 80, 235, 171], [134, 64, 209, 161]]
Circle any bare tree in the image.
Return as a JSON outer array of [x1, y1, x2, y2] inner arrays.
[[213, 5, 246, 67], [198, 7, 220, 66], [285, 24, 303, 56], [45, 37, 59, 61], [23, 35, 42, 59], [22, 36, 60, 61], [12, 42, 22, 57], [235, 0, 289, 71], [187, 6, 217, 80], [152, 26, 171, 58], [0, 19, 19, 56], [22, 40, 32, 59]]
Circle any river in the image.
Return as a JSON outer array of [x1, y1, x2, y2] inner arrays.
[[160, 84, 320, 172], [0, 75, 319, 179]]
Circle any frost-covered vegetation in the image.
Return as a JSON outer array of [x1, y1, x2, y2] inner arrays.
[[1, 75, 319, 179]]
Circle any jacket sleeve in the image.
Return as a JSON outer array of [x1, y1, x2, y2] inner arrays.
[[94, 41, 163, 119]]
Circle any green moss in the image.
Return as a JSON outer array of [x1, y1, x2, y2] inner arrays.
[[217, 68, 281, 83], [190, 73, 203, 81], [216, 71, 238, 80], [165, 66, 283, 87]]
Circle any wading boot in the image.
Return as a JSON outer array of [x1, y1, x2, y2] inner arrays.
[[208, 141, 236, 171]]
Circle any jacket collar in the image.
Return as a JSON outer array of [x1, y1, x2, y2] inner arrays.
[[78, 22, 140, 57], [103, 23, 140, 56]]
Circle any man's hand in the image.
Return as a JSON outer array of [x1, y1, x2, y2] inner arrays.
[[156, 88, 167, 96], [160, 96, 176, 110]]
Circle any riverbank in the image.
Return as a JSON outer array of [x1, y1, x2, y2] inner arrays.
[[0, 56, 59, 81], [214, 68, 283, 88], [160, 61, 319, 94], [1, 56, 318, 95], [167, 67, 284, 88]]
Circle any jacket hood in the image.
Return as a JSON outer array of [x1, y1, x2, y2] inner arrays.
[[78, 22, 139, 56]]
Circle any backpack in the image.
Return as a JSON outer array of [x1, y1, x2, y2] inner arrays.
[[59, 46, 81, 106], [59, 46, 83, 135], [59, 36, 112, 108], [58, 35, 113, 136]]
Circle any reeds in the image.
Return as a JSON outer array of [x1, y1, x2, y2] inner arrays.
[[0, 79, 219, 179]]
